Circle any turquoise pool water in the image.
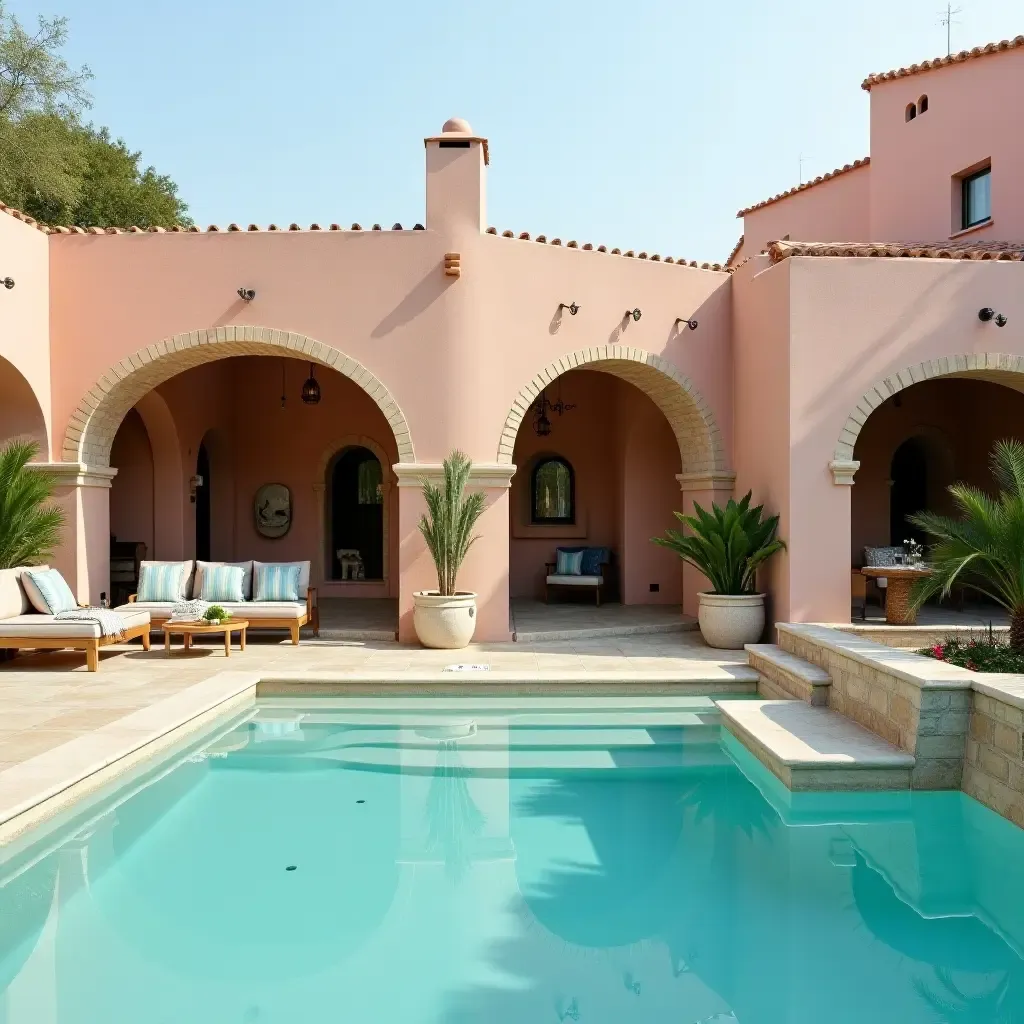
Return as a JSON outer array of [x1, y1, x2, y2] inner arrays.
[[1, 695, 1023, 1023]]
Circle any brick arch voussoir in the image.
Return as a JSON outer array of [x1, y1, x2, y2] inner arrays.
[[62, 326, 416, 467], [834, 352, 1024, 464], [497, 346, 727, 476]]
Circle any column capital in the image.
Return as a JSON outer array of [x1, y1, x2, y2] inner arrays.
[[392, 462, 517, 489], [828, 460, 860, 485], [25, 462, 118, 489], [675, 471, 736, 492]]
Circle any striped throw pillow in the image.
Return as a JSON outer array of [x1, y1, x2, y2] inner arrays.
[[200, 565, 244, 603], [555, 549, 584, 575], [254, 564, 301, 602], [23, 568, 77, 614], [138, 563, 187, 603]]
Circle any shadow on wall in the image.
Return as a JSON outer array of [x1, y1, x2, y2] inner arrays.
[[0, 354, 48, 454]]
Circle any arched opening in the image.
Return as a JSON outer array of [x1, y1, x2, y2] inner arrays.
[[0, 355, 48, 454], [501, 349, 726, 638], [65, 332, 409, 635], [918, 94, 929, 113], [327, 446, 384, 581], [905, 102, 917, 121], [848, 366, 1024, 624]]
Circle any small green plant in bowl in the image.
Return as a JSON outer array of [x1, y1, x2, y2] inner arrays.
[[203, 605, 231, 625]]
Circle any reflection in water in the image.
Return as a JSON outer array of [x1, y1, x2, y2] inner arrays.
[[425, 740, 485, 882]]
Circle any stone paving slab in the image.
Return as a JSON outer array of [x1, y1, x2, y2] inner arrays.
[[716, 699, 915, 791]]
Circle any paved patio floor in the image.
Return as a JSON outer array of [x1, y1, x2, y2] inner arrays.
[[0, 629, 752, 774]]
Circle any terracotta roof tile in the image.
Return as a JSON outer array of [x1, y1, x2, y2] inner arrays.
[[768, 239, 1024, 262], [737, 159, 869, 217], [862, 35, 1024, 90], [725, 233, 744, 267]]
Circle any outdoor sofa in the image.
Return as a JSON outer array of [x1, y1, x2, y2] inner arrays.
[[0, 565, 151, 671], [545, 547, 615, 605], [118, 559, 319, 643]]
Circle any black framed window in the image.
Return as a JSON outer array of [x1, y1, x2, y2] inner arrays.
[[531, 457, 574, 524], [961, 167, 991, 229]]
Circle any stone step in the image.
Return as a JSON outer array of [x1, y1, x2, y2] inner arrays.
[[715, 699, 915, 791], [745, 644, 832, 706]]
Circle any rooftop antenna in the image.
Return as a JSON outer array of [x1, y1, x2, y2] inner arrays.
[[939, 3, 962, 56], [798, 152, 804, 185]]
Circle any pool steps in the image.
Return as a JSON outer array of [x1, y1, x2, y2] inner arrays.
[[745, 644, 832, 706], [716, 699, 915, 791]]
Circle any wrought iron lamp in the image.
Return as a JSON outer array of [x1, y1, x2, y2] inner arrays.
[[301, 363, 321, 404], [1, 277, 13, 290], [531, 387, 576, 436], [676, 316, 698, 331], [237, 287, 255, 301], [560, 301, 580, 315], [626, 308, 641, 322], [978, 307, 1008, 327]]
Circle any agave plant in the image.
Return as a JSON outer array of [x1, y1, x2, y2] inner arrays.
[[0, 440, 65, 570], [651, 491, 784, 595], [418, 450, 486, 596], [910, 438, 1024, 649]]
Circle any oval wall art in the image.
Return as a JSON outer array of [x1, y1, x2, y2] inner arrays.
[[254, 483, 292, 539]]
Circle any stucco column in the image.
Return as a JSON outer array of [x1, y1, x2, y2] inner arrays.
[[312, 482, 327, 587], [393, 463, 516, 644], [26, 463, 117, 605], [675, 471, 736, 618]]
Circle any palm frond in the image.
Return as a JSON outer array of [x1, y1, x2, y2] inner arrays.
[[417, 450, 486, 596], [0, 440, 65, 570]]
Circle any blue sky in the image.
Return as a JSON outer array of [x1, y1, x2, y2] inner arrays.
[[9, 0, 1022, 261]]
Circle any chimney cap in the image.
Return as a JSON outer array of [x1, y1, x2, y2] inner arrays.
[[424, 119, 490, 165], [442, 117, 473, 134]]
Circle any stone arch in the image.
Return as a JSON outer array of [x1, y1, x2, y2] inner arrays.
[[62, 326, 415, 467], [834, 353, 1024, 471], [497, 346, 727, 475], [0, 355, 49, 455]]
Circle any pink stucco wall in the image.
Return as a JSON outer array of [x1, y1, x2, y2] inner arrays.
[[736, 164, 871, 264], [109, 409, 155, 556], [868, 48, 1024, 241], [0, 215, 50, 456]]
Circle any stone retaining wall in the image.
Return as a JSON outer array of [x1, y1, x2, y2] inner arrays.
[[963, 684, 1024, 828]]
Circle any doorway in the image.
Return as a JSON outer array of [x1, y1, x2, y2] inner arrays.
[[889, 437, 927, 546], [196, 442, 211, 561], [330, 447, 384, 580]]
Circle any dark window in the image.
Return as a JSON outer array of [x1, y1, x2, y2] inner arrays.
[[961, 167, 991, 228], [918, 94, 929, 113], [531, 457, 574, 524], [905, 102, 916, 121]]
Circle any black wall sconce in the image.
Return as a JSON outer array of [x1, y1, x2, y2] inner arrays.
[[559, 301, 580, 315], [979, 307, 1008, 327], [531, 387, 576, 436], [675, 316, 699, 331], [301, 363, 321, 405], [237, 287, 256, 302], [625, 308, 641, 322], [1, 277, 13, 290]]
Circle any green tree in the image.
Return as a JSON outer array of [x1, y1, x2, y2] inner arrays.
[[911, 438, 1024, 649], [0, 440, 65, 569], [0, 3, 191, 227]]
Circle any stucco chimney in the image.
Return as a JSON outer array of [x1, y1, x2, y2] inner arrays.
[[424, 118, 488, 234]]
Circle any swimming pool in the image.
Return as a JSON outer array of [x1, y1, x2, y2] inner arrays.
[[0, 694, 1022, 1023]]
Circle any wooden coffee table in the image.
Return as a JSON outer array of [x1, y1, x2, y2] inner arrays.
[[162, 619, 249, 656], [860, 567, 931, 625]]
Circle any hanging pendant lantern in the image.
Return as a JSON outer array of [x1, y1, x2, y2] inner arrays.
[[301, 362, 321, 405]]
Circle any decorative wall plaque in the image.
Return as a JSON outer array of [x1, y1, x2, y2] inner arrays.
[[254, 483, 292, 538]]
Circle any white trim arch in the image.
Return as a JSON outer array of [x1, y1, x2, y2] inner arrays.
[[497, 346, 728, 476], [62, 326, 416, 467]]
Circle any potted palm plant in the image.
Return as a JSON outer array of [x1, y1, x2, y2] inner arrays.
[[652, 491, 785, 649], [0, 440, 65, 570], [910, 438, 1024, 650], [413, 450, 486, 649]]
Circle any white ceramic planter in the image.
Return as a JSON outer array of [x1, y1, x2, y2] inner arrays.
[[697, 592, 765, 650], [413, 591, 478, 649]]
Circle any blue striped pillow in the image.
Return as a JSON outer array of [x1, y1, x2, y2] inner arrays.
[[23, 568, 77, 614], [200, 565, 244, 602], [138, 563, 187, 602], [555, 549, 584, 575], [254, 564, 301, 602]]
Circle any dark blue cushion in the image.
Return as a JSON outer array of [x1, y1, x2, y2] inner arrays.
[[580, 547, 611, 575]]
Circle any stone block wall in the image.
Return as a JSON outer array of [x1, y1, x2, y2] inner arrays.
[[777, 625, 971, 789], [963, 690, 1024, 828]]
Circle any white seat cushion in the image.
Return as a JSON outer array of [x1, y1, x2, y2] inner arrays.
[[0, 565, 45, 619], [0, 609, 150, 638], [218, 602, 307, 621], [117, 601, 175, 616], [546, 575, 603, 586]]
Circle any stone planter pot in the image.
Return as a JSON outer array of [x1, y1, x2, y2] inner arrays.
[[413, 591, 478, 649], [697, 592, 765, 650]]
